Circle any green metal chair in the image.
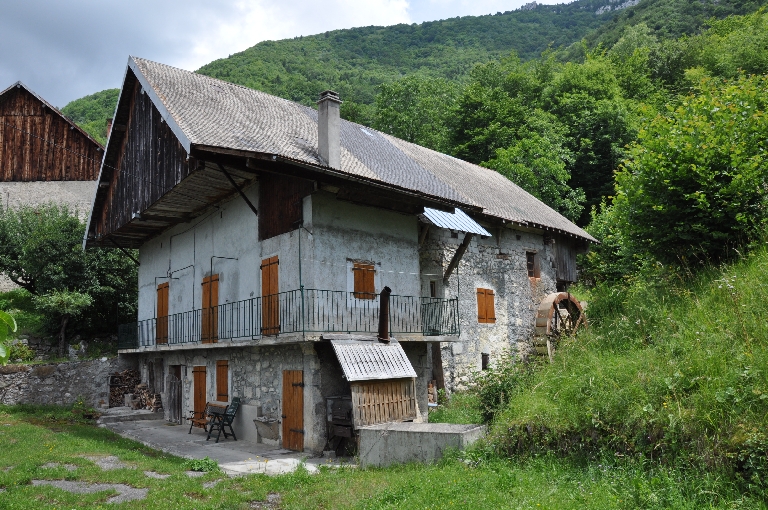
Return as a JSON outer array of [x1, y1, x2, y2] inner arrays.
[[206, 397, 240, 443]]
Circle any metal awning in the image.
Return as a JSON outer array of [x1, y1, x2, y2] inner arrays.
[[420, 207, 492, 236], [331, 339, 417, 381]]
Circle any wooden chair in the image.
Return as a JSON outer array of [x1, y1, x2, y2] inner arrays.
[[206, 397, 241, 443], [188, 402, 225, 434]]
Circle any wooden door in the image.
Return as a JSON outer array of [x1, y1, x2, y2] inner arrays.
[[168, 365, 182, 424], [156, 282, 169, 344], [192, 366, 206, 426], [281, 370, 304, 451], [201, 274, 219, 343], [261, 257, 279, 335]]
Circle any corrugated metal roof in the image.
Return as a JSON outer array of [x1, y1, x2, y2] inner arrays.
[[421, 207, 492, 236], [331, 340, 417, 381], [96, 57, 596, 243]]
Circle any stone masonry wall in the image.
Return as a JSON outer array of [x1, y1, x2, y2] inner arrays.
[[0, 356, 137, 408], [421, 226, 557, 392]]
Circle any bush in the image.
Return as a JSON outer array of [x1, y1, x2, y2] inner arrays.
[[184, 456, 220, 472], [613, 73, 768, 265], [470, 349, 538, 423], [8, 342, 35, 363]]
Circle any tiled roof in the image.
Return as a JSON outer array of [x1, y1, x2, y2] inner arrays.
[[130, 57, 595, 242]]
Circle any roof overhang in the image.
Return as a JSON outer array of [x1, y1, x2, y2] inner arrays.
[[419, 207, 492, 236]]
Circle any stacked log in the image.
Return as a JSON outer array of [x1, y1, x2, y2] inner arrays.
[[109, 369, 141, 407], [132, 383, 162, 412]]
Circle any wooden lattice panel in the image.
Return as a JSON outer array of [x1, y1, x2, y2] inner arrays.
[[350, 378, 417, 427]]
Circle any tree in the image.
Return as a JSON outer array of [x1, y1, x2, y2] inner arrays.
[[373, 76, 458, 153], [613, 74, 768, 264], [484, 125, 585, 222], [0, 205, 137, 348], [0, 310, 17, 365], [33, 291, 92, 358]]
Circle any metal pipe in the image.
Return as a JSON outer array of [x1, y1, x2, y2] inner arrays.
[[378, 286, 392, 343]]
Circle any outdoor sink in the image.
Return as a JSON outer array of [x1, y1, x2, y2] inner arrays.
[[253, 417, 280, 440]]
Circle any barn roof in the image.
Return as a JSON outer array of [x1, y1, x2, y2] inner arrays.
[[0, 81, 104, 149], [88, 57, 596, 245]]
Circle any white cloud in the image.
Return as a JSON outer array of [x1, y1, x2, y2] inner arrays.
[[0, 0, 569, 106]]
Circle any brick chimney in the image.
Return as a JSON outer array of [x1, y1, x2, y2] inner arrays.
[[317, 90, 342, 169]]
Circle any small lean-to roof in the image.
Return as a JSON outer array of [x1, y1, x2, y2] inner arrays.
[[331, 340, 417, 382], [107, 57, 595, 243], [421, 207, 492, 236]]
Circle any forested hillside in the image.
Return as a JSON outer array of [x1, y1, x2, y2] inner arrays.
[[60, 88, 119, 145]]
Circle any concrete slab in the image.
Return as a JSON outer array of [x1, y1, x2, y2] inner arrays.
[[97, 407, 160, 424], [102, 418, 354, 476], [358, 422, 486, 468]]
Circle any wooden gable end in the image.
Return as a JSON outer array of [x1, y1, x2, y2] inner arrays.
[[92, 78, 191, 243], [0, 85, 102, 182]]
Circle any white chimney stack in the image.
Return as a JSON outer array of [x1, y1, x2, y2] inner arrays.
[[317, 90, 342, 169]]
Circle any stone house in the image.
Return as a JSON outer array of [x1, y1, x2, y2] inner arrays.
[[85, 57, 595, 453]]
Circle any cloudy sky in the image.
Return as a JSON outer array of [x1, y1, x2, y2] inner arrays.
[[0, 0, 566, 108]]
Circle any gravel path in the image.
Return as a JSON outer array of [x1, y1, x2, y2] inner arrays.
[[31, 480, 148, 504]]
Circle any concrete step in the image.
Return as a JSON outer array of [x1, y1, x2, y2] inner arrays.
[[97, 407, 164, 424]]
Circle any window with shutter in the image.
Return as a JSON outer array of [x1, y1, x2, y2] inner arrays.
[[216, 360, 228, 402], [477, 288, 496, 324], [201, 274, 219, 343], [156, 282, 169, 344], [353, 263, 376, 300], [526, 251, 540, 279], [261, 256, 280, 335]]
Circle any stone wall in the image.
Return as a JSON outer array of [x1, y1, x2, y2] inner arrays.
[[0, 356, 137, 408], [420, 226, 558, 391]]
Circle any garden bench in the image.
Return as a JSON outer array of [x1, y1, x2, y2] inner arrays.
[[187, 402, 226, 434]]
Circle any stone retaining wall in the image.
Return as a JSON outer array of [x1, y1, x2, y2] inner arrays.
[[0, 356, 137, 408]]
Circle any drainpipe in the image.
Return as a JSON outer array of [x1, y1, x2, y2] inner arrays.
[[378, 286, 392, 344]]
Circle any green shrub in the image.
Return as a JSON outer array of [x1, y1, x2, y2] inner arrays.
[[8, 342, 35, 363], [184, 456, 220, 472]]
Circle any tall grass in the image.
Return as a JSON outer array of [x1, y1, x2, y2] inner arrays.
[[486, 244, 768, 492]]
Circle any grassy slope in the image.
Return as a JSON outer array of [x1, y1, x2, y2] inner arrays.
[[476, 246, 768, 493], [0, 405, 752, 508]]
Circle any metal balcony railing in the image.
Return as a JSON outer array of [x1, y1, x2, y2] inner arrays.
[[117, 288, 459, 350]]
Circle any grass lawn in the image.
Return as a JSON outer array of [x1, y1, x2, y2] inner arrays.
[[0, 404, 759, 509]]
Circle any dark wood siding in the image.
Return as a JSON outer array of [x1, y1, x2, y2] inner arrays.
[[555, 238, 577, 283], [259, 172, 313, 240], [94, 81, 191, 239], [0, 86, 102, 182]]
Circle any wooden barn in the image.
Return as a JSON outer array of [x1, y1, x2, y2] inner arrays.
[[0, 81, 103, 211]]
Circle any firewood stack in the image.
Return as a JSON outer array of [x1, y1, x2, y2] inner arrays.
[[132, 383, 163, 412], [109, 369, 141, 407]]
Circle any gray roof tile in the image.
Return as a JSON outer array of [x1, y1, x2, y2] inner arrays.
[[131, 57, 596, 242]]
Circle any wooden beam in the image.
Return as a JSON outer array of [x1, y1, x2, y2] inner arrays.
[[217, 164, 258, 217], [418, 223, 430, 246], [443, 233, 473, 283]]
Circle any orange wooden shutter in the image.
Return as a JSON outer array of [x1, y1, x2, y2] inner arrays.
[[486, 289, 496, 323], [192, 366, 206, 422], [156, 282, 169, 344], [477, 288, 486, 323], [261, 256, 280, 335], [353, 263, 375, 299], [201, 274, 219, 343], [216, 360, 228, 402]]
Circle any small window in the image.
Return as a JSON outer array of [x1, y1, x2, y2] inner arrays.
[[429, 281, 437, 298], [476, 288, 496, 324], [526, 252, 540, 278], [353, 262, 376, 299], [481, 353, 490, 370], [216, 360, 229, 402]]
